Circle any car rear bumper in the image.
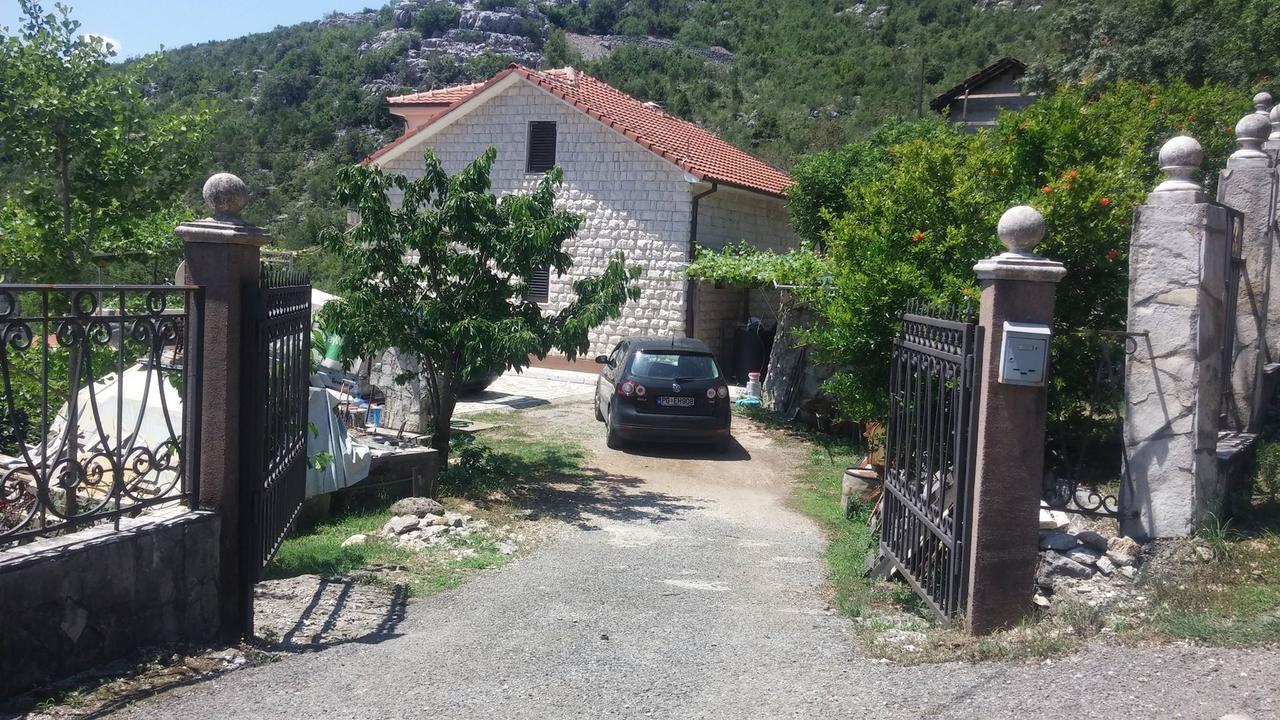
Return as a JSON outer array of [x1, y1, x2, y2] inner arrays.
[[610, 404, 731, 442]]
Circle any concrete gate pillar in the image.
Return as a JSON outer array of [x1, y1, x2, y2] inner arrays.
[[175, 174, 270, 641], [1217, 102, 1275, 432], [1122, 137, 1231, 539], [965, 206, 1065, 634]]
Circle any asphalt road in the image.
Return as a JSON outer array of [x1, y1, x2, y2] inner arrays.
[[120, 402, 1280, 720]]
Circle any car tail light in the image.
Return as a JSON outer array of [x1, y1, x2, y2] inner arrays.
[[706, 388, 717, 399], [634, 384, 646, 397], [717, 386, 729, 399], [618, 380, 636, 397]]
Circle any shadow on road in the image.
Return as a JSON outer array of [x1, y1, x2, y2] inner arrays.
[[264, 576, 409, 652], [521, 467, 706, 531], [612, 436, 751, 462]]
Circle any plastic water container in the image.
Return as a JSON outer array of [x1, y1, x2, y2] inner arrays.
[[745, 371, 762, 399], [368, 406, 383, 427]]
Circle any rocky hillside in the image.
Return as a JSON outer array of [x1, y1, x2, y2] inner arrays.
[[145, 0, 1054, 284]]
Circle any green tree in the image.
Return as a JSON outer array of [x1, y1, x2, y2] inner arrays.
[[541, 29, 583, 69], [0, 1, 213, 281], [323, 148, 641, 464]]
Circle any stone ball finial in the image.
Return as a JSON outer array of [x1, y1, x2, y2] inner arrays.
[[1233, 112, 1270, 158], [202, 173, 250, 217], [1255, 91, 1273, 114], [1269, 104, 1280, 142], [996, 205, 1045, 254], [1153, 135, 1204, 196], [1158, 135, 1203, 173]]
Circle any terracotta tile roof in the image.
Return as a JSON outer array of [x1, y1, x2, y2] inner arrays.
[[374, 64, 792, 198], [386, 81, 488, 105]]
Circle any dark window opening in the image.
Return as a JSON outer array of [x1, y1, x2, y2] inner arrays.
[[526, 121, 557, 173], [526, 265, 550, 303]]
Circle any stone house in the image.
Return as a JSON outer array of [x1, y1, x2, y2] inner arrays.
[[364, 64, 797, 368]]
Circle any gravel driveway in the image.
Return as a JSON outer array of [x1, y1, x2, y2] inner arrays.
[[120, 402, 1280, 720]]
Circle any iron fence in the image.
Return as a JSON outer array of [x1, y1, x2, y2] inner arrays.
[[877, 301, 981, 622], [1044, 330, 1140, 520], [0, 284, 202, 546]]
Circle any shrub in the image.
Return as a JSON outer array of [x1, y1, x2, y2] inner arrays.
[[692, 80, 1246, 423]]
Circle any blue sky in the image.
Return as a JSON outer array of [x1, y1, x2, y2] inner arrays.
[[1, 1, 380, 59]]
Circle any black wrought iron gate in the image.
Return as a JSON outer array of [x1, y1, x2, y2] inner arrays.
[[241, 266, 311, 633], [878, 303, 982, 622]]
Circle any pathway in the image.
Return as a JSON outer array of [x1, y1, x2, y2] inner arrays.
[[121, 402, 1280, 719]]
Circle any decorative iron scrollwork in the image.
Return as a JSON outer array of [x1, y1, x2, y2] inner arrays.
[[0, 284, 201, 546]]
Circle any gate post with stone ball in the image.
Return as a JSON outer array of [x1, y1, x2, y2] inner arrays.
[[965, 205, 1066, 634], [1122, 136, 1231, 540], [1216, 101, 1274, 432], [175, 173, 271, 641]]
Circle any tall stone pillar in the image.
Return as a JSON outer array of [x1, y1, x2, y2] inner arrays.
[[965, 206, 1065, 634], [175, 174, 270, 641], [1123, 137, 1231, 539], [1217, 107, 1275, 431]]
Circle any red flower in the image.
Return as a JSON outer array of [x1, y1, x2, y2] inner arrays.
[[911, 231, 926, 243], [1042, 185, 1053, 194], [1107, 249, 1119, 261], [1099, 197, 1111, 207]]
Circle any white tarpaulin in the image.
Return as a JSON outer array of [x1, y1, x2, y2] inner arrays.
[[311, 288, 339, 312], [36, 363, 186, 498], [47, 362, 184, 456], [306, 386, 371, 498]]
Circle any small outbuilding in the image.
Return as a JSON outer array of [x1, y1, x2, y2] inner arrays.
[[930, 57, 1037, 132]]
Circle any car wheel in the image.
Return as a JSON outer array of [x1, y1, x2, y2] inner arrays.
[[605, 423, 623, 450], [594, 397, 604, 422]]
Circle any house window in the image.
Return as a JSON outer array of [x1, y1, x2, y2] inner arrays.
[[526, 265, 550, 303], [526, 121, 557, 173]]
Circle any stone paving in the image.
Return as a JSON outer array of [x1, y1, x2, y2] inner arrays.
[[453, 366, 598, 416]]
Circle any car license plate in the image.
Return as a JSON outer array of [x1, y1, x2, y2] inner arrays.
[[657, 396, 695, 407]]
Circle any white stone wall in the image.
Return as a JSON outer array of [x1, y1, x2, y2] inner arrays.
[[379, 80, 694, 356], [694, 186, 796, 327], [691, 283, 744, 360]]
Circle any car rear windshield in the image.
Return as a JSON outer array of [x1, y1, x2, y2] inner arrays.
[[630, 351, 720, 381]]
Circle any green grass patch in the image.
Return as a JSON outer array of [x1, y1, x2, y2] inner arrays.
[[267, 419, 588, 599], [441, 419, 589, 498], [267, 509, 412, 580], [1146, 528, 1280, 647]]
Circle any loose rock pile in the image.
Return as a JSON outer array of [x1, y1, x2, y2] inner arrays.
[[341, 496, 525, 557], [1035, 503, 1145, 607], [376, 496, 477, 552]]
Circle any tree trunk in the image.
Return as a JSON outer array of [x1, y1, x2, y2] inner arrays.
[[57, 131, 72, 238], [427, 368, 457, 475]]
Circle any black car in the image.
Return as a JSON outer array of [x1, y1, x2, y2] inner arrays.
[[593, 336, 732, 449]]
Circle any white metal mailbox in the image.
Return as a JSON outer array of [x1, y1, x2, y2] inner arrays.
[[999, 321, 1051, 386]]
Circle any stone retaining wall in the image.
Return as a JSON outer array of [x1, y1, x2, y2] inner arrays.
[[0, 508, 221, 697]]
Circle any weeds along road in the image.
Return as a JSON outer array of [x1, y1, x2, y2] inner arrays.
[[122, 401, 1280, 720]]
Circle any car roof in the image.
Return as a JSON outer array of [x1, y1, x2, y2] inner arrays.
[[622, 336, 713, 353]]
